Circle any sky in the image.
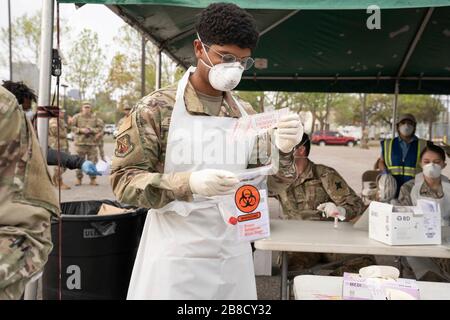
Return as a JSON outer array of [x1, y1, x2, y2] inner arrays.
[[0, 0, 126, 81]]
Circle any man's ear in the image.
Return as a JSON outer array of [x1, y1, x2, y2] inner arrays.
[[193, 39, 203, 59], [442, 162, 447, 169]]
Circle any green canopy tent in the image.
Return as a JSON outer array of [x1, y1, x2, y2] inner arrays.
[[36, 0, 450, 155], [60, 0, 450, 95]]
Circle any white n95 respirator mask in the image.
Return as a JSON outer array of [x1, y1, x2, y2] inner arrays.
[[198, 34, 244, 92], [422, 163, 442, 178], [202, 60, 244, 92], [398, 124, 414, 136]]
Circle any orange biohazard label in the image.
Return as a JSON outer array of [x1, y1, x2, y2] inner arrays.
[[238, 212, 261, 222], [235, 184, 260, 213]]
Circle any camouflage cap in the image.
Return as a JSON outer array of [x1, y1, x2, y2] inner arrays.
[[397, 113, 416, 124], [81, 101, 92, 108]]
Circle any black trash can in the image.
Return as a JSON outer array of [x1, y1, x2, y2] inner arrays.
[[42, 200, 147, 300]]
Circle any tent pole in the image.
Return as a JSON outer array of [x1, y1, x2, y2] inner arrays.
[[396, 8, 434, 79], [141, 35, 146, 97], [8, 0, 12, 80], [156, 48, 162, 90], [36, 0, 54, 159], [259, 10, 300, 36], [392, 80, 399, 139]]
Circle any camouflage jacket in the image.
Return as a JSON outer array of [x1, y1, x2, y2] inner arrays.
[[72, 112, 104, 146], [48, 117, 69, 150], [276, 160, 365, 221], [110, 80, 296, 209], [117, 116, 127, 131], [398, 178, 444, 206], [0, 86, 59, 215]]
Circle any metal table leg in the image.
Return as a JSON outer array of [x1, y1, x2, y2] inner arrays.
[[281, 251, 288, 300]]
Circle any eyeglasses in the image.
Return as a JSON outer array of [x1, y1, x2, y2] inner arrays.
[[203, 43, 254, 70]]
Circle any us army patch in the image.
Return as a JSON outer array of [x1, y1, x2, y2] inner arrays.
[[115, 134, 134, 158]]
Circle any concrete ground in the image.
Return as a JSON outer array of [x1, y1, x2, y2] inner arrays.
[[41, 140, 448, 300]]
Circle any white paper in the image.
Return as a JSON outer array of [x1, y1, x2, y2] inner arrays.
[[96, 157, 111, 175], [231, 107, 290, 139]]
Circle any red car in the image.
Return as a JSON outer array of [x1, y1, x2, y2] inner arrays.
[[311, 130, 356, 147]]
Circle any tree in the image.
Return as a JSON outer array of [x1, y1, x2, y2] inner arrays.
[[1, 11, 41, 66], [0, 11, 71, 68], [64, 29, 104, 101], [236, 91, 265, 112], [333, 95, 359, 126], [294, 93, 344, 132], [106, 53, 137, 106]]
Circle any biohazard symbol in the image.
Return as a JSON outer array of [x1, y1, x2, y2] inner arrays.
[[235, 185, 260, 213]]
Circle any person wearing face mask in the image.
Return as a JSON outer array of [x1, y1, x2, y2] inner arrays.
[[111, 3, 302, 300], [378, 113, 428, 197], [398, 144, 450, 224], [275, 134, 373, 275], [397, 144, 450, 282]]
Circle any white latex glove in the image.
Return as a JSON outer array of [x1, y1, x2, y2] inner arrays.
[[317, 202, 346, 220], [189, 169, 239, 197], [274, 113, 304, 153]]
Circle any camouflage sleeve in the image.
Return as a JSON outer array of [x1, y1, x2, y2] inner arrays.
[[92, 117, 104, 134], [0, 89, 22, 179], [71, 114, 80, 134], [398, 180, 414, 206], [0, 201, 52, 300], [110, 98, 193, 209], [320, 168, 365, 220]]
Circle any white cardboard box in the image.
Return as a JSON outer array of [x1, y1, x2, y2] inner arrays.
[[369, 201, 441, 245]]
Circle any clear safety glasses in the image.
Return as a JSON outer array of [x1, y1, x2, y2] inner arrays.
[[203, 43, 255, 70]]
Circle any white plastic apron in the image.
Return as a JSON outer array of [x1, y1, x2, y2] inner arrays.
[[127, 67, 258, 300], [410, 173, 450, 226]]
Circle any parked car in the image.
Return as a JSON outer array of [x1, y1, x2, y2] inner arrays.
[[311, 130, 356, 147], [104, 124, 116, 135]]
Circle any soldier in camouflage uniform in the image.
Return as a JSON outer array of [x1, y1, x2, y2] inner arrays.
[[0, 86, 59, 300], [48, 109, 71, 189], [72, 102, 104, 186], [398, 144, 450, 282], [275, 134, 374, 275], [111, 4, 304, 299]]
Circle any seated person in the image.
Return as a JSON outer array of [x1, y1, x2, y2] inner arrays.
[[398, 144, 450, 281], [275, 133, 374, 274]]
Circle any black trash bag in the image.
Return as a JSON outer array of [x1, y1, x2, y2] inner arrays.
[[43, 200, 148, 300]]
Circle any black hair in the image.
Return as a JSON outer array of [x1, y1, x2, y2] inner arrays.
[[196, 3, 259, 50], [294, 133, 311, 156], [420, 143, 446, 162], [2, 80, 37, 105]]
